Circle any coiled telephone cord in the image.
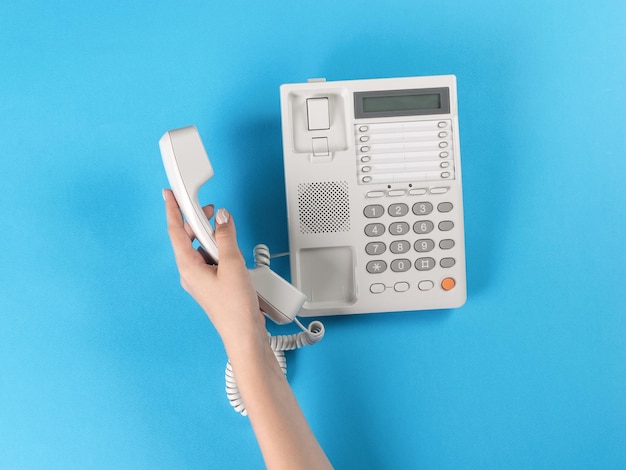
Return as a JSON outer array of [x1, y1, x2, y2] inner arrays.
[[224, 245, 325, 416]]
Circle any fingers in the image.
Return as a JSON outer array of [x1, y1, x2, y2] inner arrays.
[[214, 208, 245, 266], [164, 188, 244, 274]]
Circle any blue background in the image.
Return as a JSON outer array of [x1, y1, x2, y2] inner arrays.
[[1, 0, 625, 468]]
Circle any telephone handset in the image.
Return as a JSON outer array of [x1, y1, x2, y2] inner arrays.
[[159, 126, 306, 325]]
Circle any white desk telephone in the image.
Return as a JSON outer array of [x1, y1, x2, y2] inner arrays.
[[281, 75, 466, 316], [160, 74, 466, 413]]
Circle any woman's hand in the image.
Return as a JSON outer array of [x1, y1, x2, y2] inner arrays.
[[163, 189, 266, 352]]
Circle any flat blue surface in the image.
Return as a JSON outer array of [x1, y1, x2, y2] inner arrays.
[[1, 0, 625, 468]]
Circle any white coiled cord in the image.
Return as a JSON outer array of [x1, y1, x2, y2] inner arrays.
[[224, 244, 325, 416]]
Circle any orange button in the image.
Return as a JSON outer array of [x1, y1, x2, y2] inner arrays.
[[441, 277, 456, 291]]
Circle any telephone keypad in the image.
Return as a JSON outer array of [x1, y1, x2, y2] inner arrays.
[[364, 197, 460, 293]]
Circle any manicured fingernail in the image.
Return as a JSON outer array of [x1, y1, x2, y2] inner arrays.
[[215, 208, 230, 225]]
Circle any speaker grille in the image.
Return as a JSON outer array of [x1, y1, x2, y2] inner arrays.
[[297, 181, 351, 234]]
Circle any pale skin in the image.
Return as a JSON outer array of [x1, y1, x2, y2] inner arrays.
[[163, 189, 332, 470]]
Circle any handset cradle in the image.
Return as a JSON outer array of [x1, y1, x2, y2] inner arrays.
[[159, 126, 305, 325]]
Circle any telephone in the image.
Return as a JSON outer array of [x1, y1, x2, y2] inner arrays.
[[280, 75, 466, 316], [159, 126, 306, 325]]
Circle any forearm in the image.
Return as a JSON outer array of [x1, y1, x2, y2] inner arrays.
[[226, 335, 332, 470]]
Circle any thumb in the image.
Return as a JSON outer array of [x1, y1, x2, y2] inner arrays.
[[214, 208, 243, 262]]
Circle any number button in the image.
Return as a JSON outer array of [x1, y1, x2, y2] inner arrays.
[[389, 222, 410, 236], [412, 202, 433, 215], [365, 242, 387, 255], [414, 239, 435, 252], [366, 260, 387, 274], [390, 240, 410, 254], [388, 203, 409, 217], [391, 259, 411, 272], [364, 205, 385, 218], [365, 223, 385, 237], [415, 257, 436, 271], [413, 220, 434, 234]]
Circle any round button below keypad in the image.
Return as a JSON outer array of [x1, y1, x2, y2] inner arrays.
[[418, 280, 434, 291], [391, 259, 411, 273], [441, 277, 456, 291], [370, 283, 386, 294], [394, 282, 410, 292], [366, 260, 387, 274], [413, 220, 434, 234]]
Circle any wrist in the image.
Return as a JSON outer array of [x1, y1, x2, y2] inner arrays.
[[223, 328, 273, 369]]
